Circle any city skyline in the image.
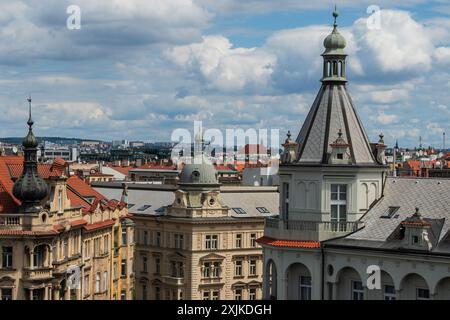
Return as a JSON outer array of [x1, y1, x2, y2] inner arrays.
[[0, 1, 448, 148]]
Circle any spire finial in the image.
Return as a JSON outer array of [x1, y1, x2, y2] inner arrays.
[[333, 4, 339, 27], [287, 130, 291, 140], [338, 128, 343, 138], [27, 95, 34, 129]]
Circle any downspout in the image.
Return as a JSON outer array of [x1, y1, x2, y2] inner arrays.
[[321, 246, 325, 300]]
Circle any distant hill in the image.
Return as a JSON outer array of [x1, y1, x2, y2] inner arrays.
[[0, 137, 104, 145]]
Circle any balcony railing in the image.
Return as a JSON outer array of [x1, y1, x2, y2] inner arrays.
[[23, 267, 53, 280], [264, 217, 362, 241], [162, 276, 184, 286], [0, 215, 22, 229]]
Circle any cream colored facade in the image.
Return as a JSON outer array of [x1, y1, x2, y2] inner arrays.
[[0, 171, 134, 300], [133, 179, 266, 300]]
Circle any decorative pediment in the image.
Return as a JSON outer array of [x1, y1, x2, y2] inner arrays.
[[199, 253, 226, 261]]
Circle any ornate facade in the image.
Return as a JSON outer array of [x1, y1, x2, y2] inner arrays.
[[0, 99, 134, 300]]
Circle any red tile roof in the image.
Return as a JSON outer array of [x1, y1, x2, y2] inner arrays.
[[67, 175, 107, 201], [83, 219, 116, 232], [257, 236, 321, 249]]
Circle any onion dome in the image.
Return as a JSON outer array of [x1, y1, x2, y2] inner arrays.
[[13, 97, 49, 213], [323, 8, 347, 55]]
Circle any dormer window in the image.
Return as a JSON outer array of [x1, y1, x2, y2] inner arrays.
[[337, 153, 343, 160], [411, 235, 420, 245]]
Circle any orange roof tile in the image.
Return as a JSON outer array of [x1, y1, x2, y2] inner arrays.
[[67, 176, 107, 201], [83, 219, 116, 232], [257, 236, 321, 249]]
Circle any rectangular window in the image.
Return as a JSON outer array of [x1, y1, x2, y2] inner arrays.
[[143, 231, 148, 245], [211, 262, 220, 278], [155, 258, 161, 274], [95, 272, 101, 293], [203, 262, 211, 278], [234, 289, 242, 300], [232, 208, 246, 214], [384, 285, 396, 300], [84, 275, 90, 296], [283, 182, 290, 220], [256, 207, 270, 214], [411, 235, 420, 245], [104, 235, 109, 254], [2, 246, 13, 268], [205, 235, 218, 250], [249, 288, 256, 300], [103, 271, 108, 292], [122, 229, 127, 246], [142, 284, 147, 300], [156, 232, 161, 247], [250, 234, 257, 247], [235, 234, 242, 248], [235, 260, 243, 277], [203, 291, 210, 300], [64, 238, 68, 259], [249, 260, 257, 276], [121, 260, 127, 277], [1, 288, 13, 300], [175, 234, 184, 249], [52, 241, 57, 262], [155, 287, 161, 300], [380, 206, 400, 219], [142, 256, 148, 273], [113, 262, 117, 280], [416, 288, 430, 300], [299, 276, 312, 300], [212, 291, 220, 300], [331, 184, 347, 230], [351, 280, 364, 300]]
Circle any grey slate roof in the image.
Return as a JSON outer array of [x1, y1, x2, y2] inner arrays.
[[335, 177, 450, 252], [295, 84, 377, 165], [94, 185, 279, 218]]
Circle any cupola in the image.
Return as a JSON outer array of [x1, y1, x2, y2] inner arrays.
[[12, 97, 49, 213]]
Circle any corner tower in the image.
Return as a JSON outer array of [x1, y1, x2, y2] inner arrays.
[[278, 9, 387, 232]]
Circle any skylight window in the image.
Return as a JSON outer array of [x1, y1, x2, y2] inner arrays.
[[137, 205, 152, 211], [256, 207, 270, 214], [232, 208, 247, 214], [380, 206, 400, 219], [127, 203, 135, 209]]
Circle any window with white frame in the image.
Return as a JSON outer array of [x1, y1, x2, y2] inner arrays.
[[351, 280, 364, 300], [203, 262, 211, 278], [212, 290, 220, 300], [250, 234, 257, 247], [331, 184, 347, 230], [235, 260, 243, 277], [202, 291, 210, 300], [299, 276, 312, 300], [1, 246, 13, 268], [235, 234, 242, 248], [205, 235, 218, 250], [384, 285, 396, 300], [103, 271, 108, 292], [211, 262, 220, 278], [249, 260, 257, 276], [95, 272, 101, 293]]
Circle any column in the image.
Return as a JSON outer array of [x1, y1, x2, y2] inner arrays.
[[29, 289, 33, 301], [44, 287, 49, 300], [331, 282, 337, 300], [262, 260, 268, 299]]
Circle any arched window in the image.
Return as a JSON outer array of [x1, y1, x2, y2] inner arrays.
[[327, 62, 331, 77], [338, 61, 342, 77]]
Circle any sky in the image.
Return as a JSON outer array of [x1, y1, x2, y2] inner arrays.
[[0, 0, 449, 148]]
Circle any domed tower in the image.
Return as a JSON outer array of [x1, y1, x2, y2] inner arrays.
[[169, 131, 226, 218], [13, 97, 49, 213], [278, 8, 386, 227]]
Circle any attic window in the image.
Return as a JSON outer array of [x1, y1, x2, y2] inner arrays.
[[337, 153, 343, 160], [256, 207, 270, 214], [411, 235, 420, 245], [127, 204, 135, 209], [232, 208, 246, 214], [85, 196, 95, 204], [137, 205, 152, 211], [380, 206, 400, 219], [155, 207, 165, 213]]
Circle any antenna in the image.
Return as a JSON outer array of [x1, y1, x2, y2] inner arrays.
[[443, 132, 446, 151]]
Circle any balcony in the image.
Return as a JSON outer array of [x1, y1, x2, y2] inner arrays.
[[23, 267, 53, 281], [162, 276, 184, 286], [264, 217, 363, 242], [0, 215, 22, 230]]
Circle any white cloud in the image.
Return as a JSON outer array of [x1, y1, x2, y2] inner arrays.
[[372, 111, 400, 125], [165, 35, 276, 92]]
